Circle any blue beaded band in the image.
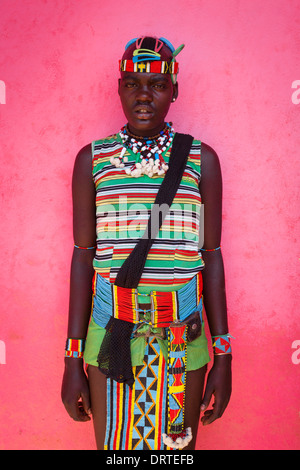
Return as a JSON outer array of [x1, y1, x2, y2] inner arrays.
[[212, 334, 234, 355], [74, 244, 96, 250], [200, 246, 221, 252]]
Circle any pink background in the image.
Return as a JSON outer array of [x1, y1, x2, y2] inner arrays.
[[1, 0, 299, 450]]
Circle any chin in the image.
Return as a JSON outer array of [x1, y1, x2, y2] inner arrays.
[[127, 118, 165, 136]]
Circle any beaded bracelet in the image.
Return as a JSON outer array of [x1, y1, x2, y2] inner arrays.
[[65, 338, 85, 358], [74, 244, 96, 250], [211, 334, 233, 355], [200, 246, 221, 252]]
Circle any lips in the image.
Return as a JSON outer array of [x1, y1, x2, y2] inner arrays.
[[134, 105, 154, 119]]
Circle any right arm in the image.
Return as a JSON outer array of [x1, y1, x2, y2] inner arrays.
[[61, 144, 96, 422]]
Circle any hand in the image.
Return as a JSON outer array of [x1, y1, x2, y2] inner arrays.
[[200, 354, 232, 425], [61, 358, 92, 422]]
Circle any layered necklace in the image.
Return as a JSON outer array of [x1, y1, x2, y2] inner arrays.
[[110, 122, 174, 177]]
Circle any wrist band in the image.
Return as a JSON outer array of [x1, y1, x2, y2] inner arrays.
[[65, 338, 85, 358], [212, 334, 233, 355], [74, 244, 96, 250], [200, 246, 221, 252]]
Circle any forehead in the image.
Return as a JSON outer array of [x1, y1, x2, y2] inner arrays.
[[120, 72, 172, 82]]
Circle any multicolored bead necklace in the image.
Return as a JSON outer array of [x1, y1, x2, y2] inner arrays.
[[110, 122, 174, 177]]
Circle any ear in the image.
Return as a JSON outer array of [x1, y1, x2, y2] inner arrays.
[[172, 82, 178, 102]]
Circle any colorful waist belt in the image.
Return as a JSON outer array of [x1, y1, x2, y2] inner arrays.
[[91, 272, 203, 332], [92, 272, 203, 449]]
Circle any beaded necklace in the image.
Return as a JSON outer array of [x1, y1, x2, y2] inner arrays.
[[110, 122, 175, 177]]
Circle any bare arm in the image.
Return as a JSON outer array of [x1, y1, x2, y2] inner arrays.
[[67, 143, 96, 338], [199, 142, 232, 425], [61, 143, 96, 422]]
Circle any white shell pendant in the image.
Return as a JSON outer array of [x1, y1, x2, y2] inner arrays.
[[114, 122, 174, 178]]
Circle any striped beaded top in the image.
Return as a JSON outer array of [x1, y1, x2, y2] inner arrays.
[[92, 131, 205, 296]]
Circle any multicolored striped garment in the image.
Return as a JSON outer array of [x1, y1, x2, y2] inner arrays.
[[92, 132, 204, 297], [105, 337, 168, 450]]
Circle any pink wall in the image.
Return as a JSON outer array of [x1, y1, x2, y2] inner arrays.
[[1, 0, 299, 450]]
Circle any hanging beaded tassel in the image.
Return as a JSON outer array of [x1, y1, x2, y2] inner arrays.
[[162, 322, 192, 449], [111, 122, 174, 178]]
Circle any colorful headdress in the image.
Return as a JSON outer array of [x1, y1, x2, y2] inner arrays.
[[119, 36, 185, 84]]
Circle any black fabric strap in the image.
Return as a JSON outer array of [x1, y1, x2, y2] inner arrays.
[[97, 132, 194, 386], [114, 132, 194, 289]]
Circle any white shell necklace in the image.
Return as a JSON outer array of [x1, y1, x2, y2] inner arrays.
[[110, 122, 174, 178]]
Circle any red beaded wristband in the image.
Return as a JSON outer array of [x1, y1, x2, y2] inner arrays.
[[65, 338, 85, 358]]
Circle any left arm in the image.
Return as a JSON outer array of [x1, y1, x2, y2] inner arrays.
[[199, 142, 232, 425]]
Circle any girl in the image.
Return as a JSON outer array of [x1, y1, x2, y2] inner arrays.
[[61, 36, 232, 450]]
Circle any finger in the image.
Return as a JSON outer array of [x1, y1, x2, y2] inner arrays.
[[65, 399, 90, 422], [64, 398, 79, 421], [200, 409, 212, 423], [201, 401, 223, 426], [81, 391, 92, 417], [77, 399, 91, 421], [200, 387, 214, 412]]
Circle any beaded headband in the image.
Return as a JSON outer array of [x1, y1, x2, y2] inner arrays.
[[119, 59, 179, 75], [119, 36, 185, 83]]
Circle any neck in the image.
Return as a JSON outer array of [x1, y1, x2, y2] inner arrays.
[[126, 122, 168, 140], [126, 122, 167, 139]]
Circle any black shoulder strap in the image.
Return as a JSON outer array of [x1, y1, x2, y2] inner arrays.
[[115, 132, 194, 289]]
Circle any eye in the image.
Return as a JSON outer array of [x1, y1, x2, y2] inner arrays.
[[153, 83, 167, 90], [124, 81, 137, 88]]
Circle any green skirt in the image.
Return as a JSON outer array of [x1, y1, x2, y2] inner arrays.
[[84, 316, 210, 371]]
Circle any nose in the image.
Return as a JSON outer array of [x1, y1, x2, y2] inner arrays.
[[136, 84, 153, 102]]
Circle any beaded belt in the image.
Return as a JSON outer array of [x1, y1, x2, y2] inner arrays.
[[91, 271, 203, 334]]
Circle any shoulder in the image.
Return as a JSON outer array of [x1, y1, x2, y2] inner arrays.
[[198, 141, 223, 196], [73, 143, 93, 178], [200, 141, 222, 179], [201, 142, 220, 167], [76, 143, 92, 161]]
